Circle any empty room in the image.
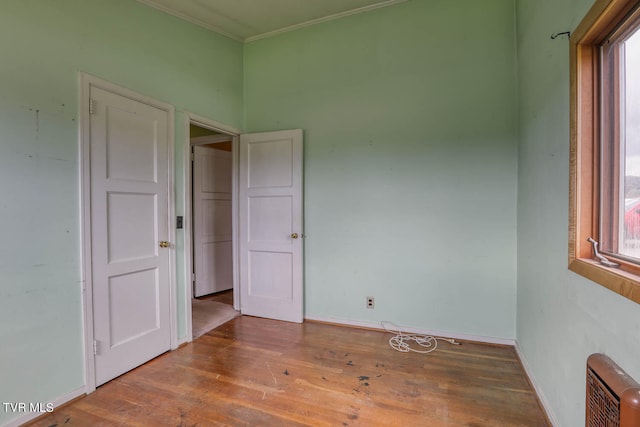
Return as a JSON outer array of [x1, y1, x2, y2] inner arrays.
[[1, 0, 639, 426]]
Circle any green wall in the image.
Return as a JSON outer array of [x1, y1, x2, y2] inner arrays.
[[516, 0, 640, 425], [244, 0, 519, 339], [0, 1, 243, 425], [6, 0, 636, 425]]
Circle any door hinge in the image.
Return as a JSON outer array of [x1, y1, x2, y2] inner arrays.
[[93, 339, 99, 355], [89, 98, 96, 115], [192, 273, 196, 283]]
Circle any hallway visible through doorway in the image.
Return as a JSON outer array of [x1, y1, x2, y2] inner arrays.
[[189, 122, 238, 340], [192, 290, 237, 339]]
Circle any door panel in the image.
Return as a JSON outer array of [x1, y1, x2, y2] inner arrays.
[[105, 108, 157, 182], [248, 251, 293, 299], [202, 241, 233, 293], [247, 139, 293, 188], [90, 86, 171, 386], [193, 146, 233, 296], [107, 193, 157, 262], [249, 196, 292, 242], [108, 268, 159, 346], [203, 199, 232, 237], [239, 130, 303, 323]]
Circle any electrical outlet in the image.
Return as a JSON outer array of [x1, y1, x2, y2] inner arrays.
[[366, 296, 374, 309]]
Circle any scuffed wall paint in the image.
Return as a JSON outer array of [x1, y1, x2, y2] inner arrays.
[[0, 1, 243, 425]]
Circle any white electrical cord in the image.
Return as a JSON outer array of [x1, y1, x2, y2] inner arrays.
[[381, 321, 460, 354]]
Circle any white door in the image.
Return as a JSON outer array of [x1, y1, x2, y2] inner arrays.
[[89, 86, 172, 386], [239, 130, 303, 323], [193, 145, 233, 297]]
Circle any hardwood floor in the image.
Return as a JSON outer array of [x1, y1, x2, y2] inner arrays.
[[26, 317, 549, 426]]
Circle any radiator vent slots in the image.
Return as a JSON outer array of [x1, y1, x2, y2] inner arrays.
[[586, 354, 640, 427]]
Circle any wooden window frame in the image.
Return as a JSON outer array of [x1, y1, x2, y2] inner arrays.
[[569, 0, 640, 304]]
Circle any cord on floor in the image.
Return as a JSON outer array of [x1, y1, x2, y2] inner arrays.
[[381, 321, 460, 354]]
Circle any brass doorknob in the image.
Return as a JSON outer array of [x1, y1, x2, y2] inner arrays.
[[159, 241, 170, 248], [291, 233, 299, 239]]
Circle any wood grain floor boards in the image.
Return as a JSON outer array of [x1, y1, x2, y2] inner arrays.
[[26, 316, 549, 426]]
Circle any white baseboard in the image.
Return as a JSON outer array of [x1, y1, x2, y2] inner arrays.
[[515, 343, 559, 427], [304, 315, 516, 346], [1, 386, 85, 427]]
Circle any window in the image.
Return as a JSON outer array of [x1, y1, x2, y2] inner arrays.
[[570, 0, 640, 304], [600, 8, 640, 260]]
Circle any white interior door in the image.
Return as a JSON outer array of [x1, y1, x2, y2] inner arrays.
[[89, 86, 171, 386], [193, 145, 233, 297], [239, 129, 303, 323]]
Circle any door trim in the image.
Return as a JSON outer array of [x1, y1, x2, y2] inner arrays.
[[79, 73, 176, 393], [182, 111, 240, 343]]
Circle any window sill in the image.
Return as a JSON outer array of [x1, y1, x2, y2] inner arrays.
[[569, 258, 640, 304]]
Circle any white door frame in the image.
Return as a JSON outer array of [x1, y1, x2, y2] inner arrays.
[[79, 73, 177, 393], [182, 111, 240, 342]]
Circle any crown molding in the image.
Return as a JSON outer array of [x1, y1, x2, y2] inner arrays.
[[245, 0, 410, 43], [135, 0, 244, 42], [137, 0, 410, 44]]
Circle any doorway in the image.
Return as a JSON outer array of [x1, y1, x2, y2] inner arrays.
[[188, 121, 240, 339], [183, 113, 305, 339]]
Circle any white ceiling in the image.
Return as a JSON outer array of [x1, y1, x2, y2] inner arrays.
[[136, 0, 408, 42]]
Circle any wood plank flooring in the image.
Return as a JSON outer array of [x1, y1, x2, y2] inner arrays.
[[26, 317, 549, 426]]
